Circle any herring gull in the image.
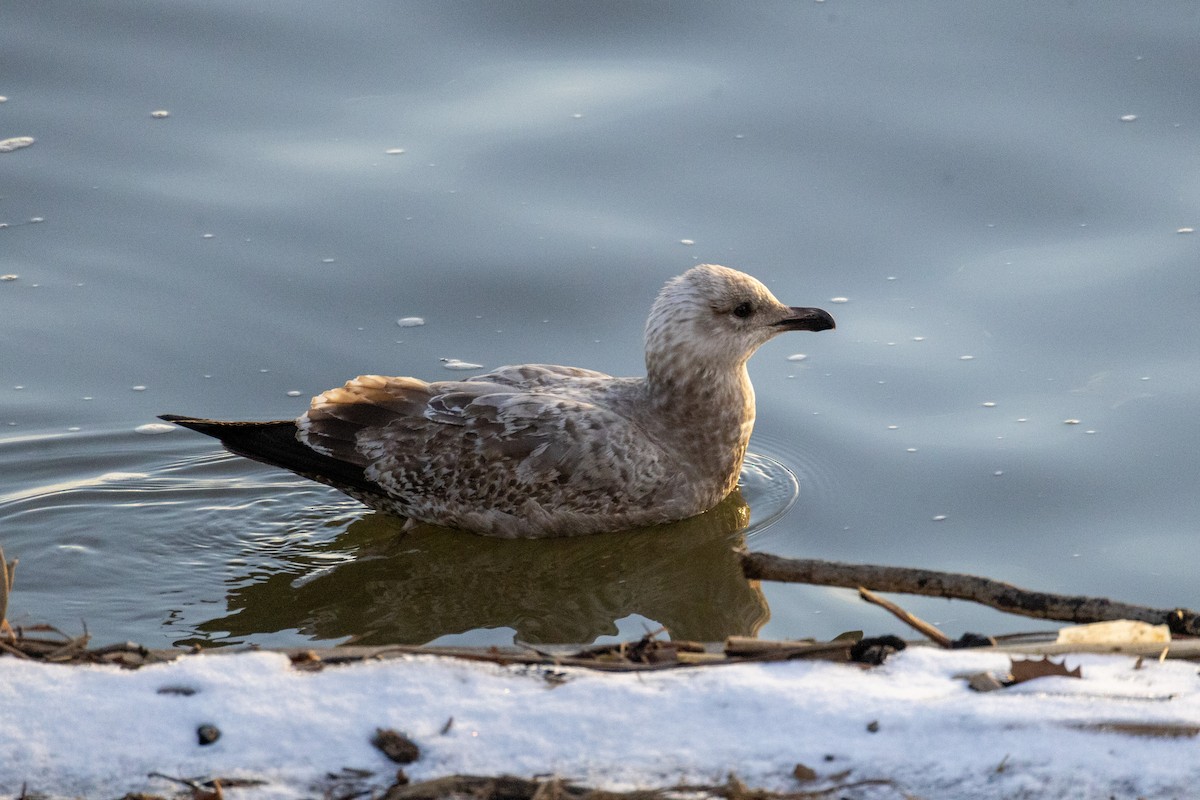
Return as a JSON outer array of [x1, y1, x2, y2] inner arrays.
[[161, 264, 835, 537]]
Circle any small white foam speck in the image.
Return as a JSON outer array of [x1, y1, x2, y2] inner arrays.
[[0, 136, 35, 152], [150, 109, 170, 119], [932, 515, 947, 522], [679, 239, 695, 246], [1177, 227, 1194, 234], [959, 355, 974, 361], [441, 358, 483, 371], [786, 353, 807, 362], [135, 423, 176, 435], [1119, 114, 1138, 122], [981, 401, 996, 408], [131, 385, 146, 392], [1064, 419, 1081, 425], [830, 297, 849, 304], [385, 148, 406, 155], [286, 390, 302, 397], [397, 317, 425, 328]]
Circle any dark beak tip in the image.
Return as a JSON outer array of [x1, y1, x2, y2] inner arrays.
[[779, 307, 836, 332]]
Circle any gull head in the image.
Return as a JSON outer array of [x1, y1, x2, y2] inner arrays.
[[645, 264, 835, 375]]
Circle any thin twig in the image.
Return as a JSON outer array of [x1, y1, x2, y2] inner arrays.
[[857, 586, 953, 648]]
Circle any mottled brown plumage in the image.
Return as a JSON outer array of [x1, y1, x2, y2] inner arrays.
[[163, 264, 834, 537]]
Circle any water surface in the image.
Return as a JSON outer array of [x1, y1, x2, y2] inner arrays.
[[2, 2, 1198, 647]]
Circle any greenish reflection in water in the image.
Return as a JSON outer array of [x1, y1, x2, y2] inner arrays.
[[189, 490, 767, 646]]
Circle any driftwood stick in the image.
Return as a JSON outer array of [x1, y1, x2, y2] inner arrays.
[[739, 550, 1200, 636], [857, 586, 953, 647]]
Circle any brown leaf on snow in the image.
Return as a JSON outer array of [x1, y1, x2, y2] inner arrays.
[[1008, 656, 1082, 685]]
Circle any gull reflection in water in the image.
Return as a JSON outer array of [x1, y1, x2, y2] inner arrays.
[[187, 490, 768, 647]]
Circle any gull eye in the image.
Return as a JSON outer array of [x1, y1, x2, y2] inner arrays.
[[732, 302, 753, 319]]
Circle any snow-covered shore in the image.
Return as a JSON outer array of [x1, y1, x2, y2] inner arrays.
[[3, 646, 1198, 799]]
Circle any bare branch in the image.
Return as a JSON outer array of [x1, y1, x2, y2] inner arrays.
[[739, 550, 1200, 636]]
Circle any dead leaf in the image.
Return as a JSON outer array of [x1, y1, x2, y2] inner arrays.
[[1008, 656, 1081, 685]]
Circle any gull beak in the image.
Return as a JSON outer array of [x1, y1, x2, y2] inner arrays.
[[775, 306, 836, 332]]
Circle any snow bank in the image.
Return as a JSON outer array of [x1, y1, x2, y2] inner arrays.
[[2, 647, 1198, 798]]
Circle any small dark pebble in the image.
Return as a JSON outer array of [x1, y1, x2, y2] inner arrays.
[[952, 632, 997, 648], [372, 727, 420, 764], [155, 685, 197, 696], [792, 763, 818, 782], [823, 754, 836, 762], [395, 768, 410, 786], [866, 720, 880, 733], [197, 724, 221, 745], [850, 635, 906, 665]]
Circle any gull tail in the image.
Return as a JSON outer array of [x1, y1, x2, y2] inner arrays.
[[158, 414, 387, 499]]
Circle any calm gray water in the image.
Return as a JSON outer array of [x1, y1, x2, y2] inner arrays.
[[2, 2, 1197, 648]]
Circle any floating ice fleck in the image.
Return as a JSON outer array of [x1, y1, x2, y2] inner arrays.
[[202, 233, 214, 239], [1064, 419, 1080, 425], [1119, 114, 1138, 122], [131, 385, 146, 392], [571, 113, 583, 119], [786, 353, 807, 362], [1177, 227, 1194, 234], [441, 358, 483, 371], [29, 217, 44, 224], [0, 96, 6, 103], [0, 275, 17, 281], [679, 239, 695, 246], [887, 425, 898, 430], [67, 426, 81, 432], [981, 401, 996, 408], [830, 297, 849, 304], [0, 136, 35, 153], [286, 390, 302, 397], [906, 447, 918, 453], [321, 258, 336, 264], [932, 515, 947, 522], [150, 109, 170, 119], [397, 317, 425, 328], [1017, 418, 1028, 423], [135, 423, 176, 435], [385, 148, 406, 155], [993, 470, 1004, 476], [959, 355, 975, 361], [912, 336, 925, 342]]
